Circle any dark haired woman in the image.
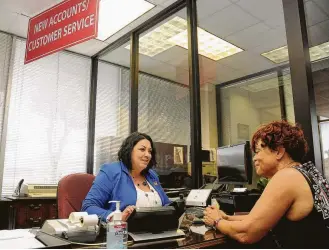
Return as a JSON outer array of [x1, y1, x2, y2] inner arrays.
[[82, 132, 170, 222], [204, 121, 329, 248]]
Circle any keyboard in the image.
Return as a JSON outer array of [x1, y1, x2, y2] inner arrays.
[[185, 207, 205, 218]]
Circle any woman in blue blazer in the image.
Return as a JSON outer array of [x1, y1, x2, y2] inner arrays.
[[81, 132, 171, 222]]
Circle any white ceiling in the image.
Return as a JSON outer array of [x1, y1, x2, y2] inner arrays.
[[0, 0, 328, 86], [100, 0, 329, 87], [101, 0, 289, 85], [0, 0, 174, 56]]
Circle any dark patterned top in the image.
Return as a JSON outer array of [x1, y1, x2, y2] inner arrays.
[[271, 161, 329, 248]]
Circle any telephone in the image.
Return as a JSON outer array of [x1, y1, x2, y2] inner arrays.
[[11, 180, 57, 197], [13, 179, 24, 197]]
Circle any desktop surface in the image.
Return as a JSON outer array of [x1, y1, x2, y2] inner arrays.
[[69, 226, 228, 249]]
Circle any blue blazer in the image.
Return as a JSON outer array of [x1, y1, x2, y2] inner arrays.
[[81, 161, 171, 221]]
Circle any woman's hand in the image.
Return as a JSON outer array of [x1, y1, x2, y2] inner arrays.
[[203, 205, 223, 227], [122, 206, 135, 221], [218, 209, 229, 220]]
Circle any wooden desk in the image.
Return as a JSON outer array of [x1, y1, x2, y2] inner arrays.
[[71, 229, 228, 249], [130, 230, 227, 249], [2, 196, 57, 229], [0, 197, 11, 229]]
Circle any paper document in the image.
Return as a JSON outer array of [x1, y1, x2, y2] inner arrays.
[[190, 225, 210, 235], [0, 229, 45, 249]]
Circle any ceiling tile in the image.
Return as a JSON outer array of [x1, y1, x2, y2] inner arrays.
[[6, 13, 29, 38], [313, 0, 329, 16], [219, 51, 274, 75], [196, 0, 232, 20], [215, 63, 246, 84], [100, 47, 130, 67], [154, 46, 188, 63], [160, 0, 180, 8], [225, 22, 271, 50], [199, 4, 260, 38], [175, 9, 187, 19], [174, 1, 233, 20], [264, 13, 286, 29], [140, 53, 186, 79], [1, 0, 61, 17], [142, 60, 183, 82], [305, 0, 328, 26], [236, 0, 284, 22], [307, 21, 329, 47], [0, 9, 20, 33], [250, 28, 287, 54], [67, 39, 109, 57], [147, 0, 168, 5]]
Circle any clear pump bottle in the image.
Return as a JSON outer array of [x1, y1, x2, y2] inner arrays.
[[106, 201, 128, 249]]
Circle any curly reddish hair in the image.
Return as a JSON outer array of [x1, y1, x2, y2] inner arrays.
[[251, 120, 308, 162]]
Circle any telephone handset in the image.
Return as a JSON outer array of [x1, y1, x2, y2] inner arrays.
[[13, 179, 24, 197]]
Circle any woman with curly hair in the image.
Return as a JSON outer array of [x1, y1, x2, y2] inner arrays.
[[204, 120, 329, 248], [82, 132, 170, 222]]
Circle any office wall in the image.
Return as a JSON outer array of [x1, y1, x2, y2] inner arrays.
[[220, 87, 262, 146]]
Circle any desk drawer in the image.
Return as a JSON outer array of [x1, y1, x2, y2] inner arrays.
[[10, 199, 57, 229], [15, 202, 48, 228]]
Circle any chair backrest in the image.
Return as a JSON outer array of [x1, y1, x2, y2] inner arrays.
[[57, 173, 95, 219]]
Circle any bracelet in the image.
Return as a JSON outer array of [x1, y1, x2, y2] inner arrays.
[[213, 218, 222, 228]]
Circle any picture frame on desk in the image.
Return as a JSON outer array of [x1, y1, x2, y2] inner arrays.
[[174, 146, 184, 165]]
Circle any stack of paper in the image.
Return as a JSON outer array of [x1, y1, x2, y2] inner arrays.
[[0, 229, 45, 249]]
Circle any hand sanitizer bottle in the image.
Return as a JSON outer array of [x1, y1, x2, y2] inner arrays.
[[107, 201, 128, 249]]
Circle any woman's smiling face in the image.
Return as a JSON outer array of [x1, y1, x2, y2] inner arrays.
[[131, 139, 152, 172]]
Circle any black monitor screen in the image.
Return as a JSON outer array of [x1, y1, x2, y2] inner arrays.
[[217, 142, 252, 184]]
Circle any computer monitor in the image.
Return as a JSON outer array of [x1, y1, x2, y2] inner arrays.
[[216, 141, 253, 185], [201, 150, 210, 162]]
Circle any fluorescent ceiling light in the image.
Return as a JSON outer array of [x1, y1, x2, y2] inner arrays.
[[126, 16, 187, 57], [261, 46, 288, 64], [310, 41, 329, 61], [126, 16, 243, 60], [169, 28, 243, 61], [97, 0, 154, 41], [262, 41, 329, 63]]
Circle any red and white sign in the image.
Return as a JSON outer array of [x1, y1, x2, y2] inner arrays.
[[25, 0, 99, 64]]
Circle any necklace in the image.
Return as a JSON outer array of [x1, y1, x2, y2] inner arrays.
[[132, 176, 148, 186]]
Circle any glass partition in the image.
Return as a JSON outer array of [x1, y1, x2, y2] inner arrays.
[[304, 0, 329, 178], [137, 7, 191, 188], [95, 42, 131, 174], [196, 0, 294, 188]]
